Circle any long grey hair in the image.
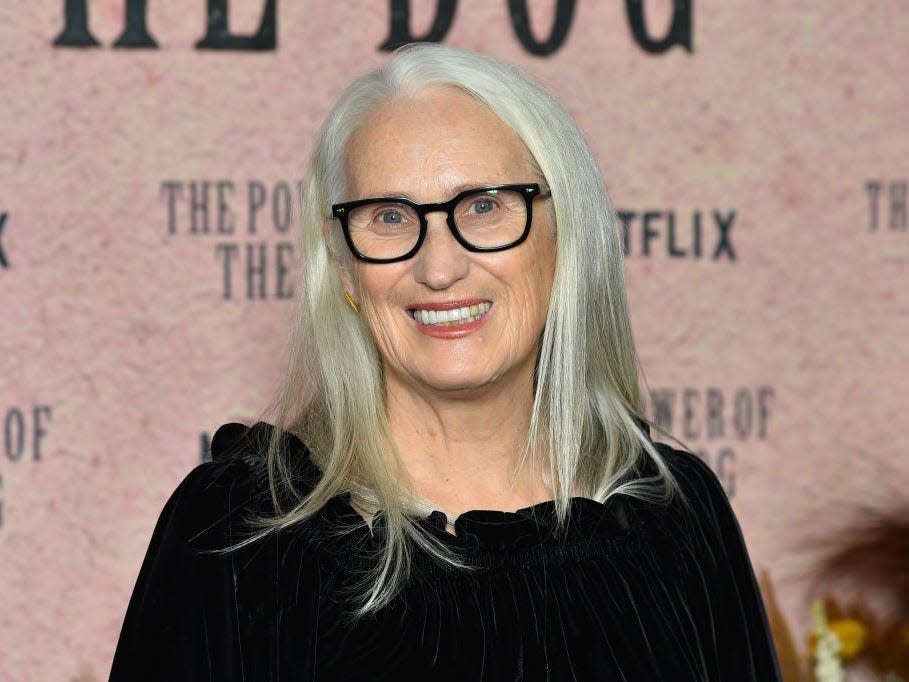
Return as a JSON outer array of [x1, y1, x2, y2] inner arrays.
[[243, 43, 680, 616]]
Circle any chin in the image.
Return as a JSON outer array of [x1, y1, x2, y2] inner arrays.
[[415, 374, 491, 394], [408, 362, 507, 394]]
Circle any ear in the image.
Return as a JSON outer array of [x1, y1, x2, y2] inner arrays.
[[323, 219, 358, 296]]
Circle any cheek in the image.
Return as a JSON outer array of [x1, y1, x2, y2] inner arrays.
[[521, 240, 556, 317], [352, 267, 410, 347], [363, 310, 402, 364], [350, 264, 400, 304], [504, 267, 553, 336]]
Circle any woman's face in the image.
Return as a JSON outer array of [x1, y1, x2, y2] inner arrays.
[[338, 86, 556, 397]]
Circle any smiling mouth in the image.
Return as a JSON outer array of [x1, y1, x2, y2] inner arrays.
[[409, 302, 492, 326]]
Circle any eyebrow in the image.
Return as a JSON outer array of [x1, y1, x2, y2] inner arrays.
[[357, 182, 508, 201]]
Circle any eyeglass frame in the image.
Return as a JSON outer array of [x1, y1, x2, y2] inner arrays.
[[330, 182, 551, 264]]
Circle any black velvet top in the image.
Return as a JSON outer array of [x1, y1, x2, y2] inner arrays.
[[110, 421, 782, 681]]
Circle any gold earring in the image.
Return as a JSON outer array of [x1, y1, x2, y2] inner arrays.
[[343, 291, 360, 313]]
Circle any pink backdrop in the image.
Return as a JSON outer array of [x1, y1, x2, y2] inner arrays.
[[2, 2, 907, 680]]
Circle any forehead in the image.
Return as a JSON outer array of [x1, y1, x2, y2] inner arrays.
[[344, 86, 536, 199]]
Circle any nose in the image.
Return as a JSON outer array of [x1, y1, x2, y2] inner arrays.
[[411, 212, 470, 290]]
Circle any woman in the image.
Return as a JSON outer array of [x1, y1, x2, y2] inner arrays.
[[111, 44, 782, 680]]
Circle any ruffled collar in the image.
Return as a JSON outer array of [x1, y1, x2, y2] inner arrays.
[[416, 495, 635, 552]]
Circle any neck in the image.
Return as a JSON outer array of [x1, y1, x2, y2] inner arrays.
[[384, 367, 552, 518]]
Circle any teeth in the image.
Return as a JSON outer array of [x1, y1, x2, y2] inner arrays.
[[413, 302, 491, 326]]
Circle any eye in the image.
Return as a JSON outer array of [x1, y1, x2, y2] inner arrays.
[[379, 209, 405, 224], [468, 197, 498, 214]]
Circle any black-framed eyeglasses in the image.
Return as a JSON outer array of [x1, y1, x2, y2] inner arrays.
[[331, 182, 550, 264]]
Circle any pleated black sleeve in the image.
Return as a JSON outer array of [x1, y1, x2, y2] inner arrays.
[[110, 423, 782, 681]]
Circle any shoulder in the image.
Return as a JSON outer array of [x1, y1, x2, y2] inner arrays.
[[208, 420, 315, 478], [651, 440, 729, 506], [646, 440, 751, 566], [111, 423, 322, 678], [161, 422, 320, 550], [628, 419, 729, 511]]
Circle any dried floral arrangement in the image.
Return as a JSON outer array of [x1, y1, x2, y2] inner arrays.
[[759, 505, 909, 682]]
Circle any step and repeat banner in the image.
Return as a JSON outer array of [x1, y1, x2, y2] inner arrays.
[[1, 2, 907, 680]]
